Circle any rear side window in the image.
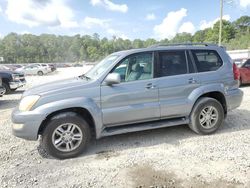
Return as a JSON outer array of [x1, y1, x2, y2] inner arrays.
[[159, 51, 188, 77], [191, 50, 223, 72]]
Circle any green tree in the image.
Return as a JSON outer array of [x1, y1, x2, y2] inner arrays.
[[233, 16, 250, 34], [171, 33, 193, 43]]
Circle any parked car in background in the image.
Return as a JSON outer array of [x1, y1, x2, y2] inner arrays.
[[73, 63, 83, 67], [239, 59, 250, 85], [4, 65, 16, 71], [0, 77, 4, 97], [16, 64, 50, 76], [33, 63, 52, 72], [5, 64, 24, 71], [48, 64, 56, 72], [56, 63, 71, 68], [0, 65, 11, 70], [0, 69, 26, 94], [12, 43, 243, 159], [234, 58, 246, 67]]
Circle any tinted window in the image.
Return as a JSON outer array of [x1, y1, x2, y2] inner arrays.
[[244, 59, 250, 66], [191, 50, 223, 72], [159, 51, 187, 77], [112, 53, 153, 82]]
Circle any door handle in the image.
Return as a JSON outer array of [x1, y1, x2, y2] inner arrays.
[[188, 78, 197, 84], [145, 83, 157, 89]]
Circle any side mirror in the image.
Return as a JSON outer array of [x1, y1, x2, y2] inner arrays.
[[105, 73, 121, 85]]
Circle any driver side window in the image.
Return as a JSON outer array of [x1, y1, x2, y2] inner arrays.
[[112, 53, 153, 82]]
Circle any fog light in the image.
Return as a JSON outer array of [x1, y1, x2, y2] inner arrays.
[[12, 123, 24, 130]]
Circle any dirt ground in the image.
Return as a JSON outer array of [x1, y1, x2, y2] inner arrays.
[[0, 67, 250, 188]]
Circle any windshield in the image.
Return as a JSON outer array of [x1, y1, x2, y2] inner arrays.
[[85, 55, 120, 80]]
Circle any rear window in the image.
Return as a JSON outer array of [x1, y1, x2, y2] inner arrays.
[[191, 50, 223, 72]]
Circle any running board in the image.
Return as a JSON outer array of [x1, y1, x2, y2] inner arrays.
[[101, 117, 189, 137]]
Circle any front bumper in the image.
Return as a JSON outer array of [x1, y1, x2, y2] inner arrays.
[[11, 108, 45, 140], [226, 88, 243, 111], [9, 80, 26, 90]]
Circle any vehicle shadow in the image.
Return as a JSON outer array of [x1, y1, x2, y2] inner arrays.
[[0, 99, 20, 110], [83, 109, 250, 159], [35, 108, 236, 160], [8, 90, 25, 95], [37, 109, 250, 160], [240, 84, 250, 88]]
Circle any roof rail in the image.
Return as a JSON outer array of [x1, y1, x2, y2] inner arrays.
[[148, 43, 218, 48]]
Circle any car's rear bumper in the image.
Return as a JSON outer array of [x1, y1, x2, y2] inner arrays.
[[226, 88, 243, 111], [9, 80, 26, 89], [11, 108, 45, 140]]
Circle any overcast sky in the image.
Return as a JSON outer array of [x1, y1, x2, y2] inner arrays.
[[0, 0, 250, 39]]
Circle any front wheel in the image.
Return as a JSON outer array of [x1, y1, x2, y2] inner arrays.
[[37, 71, 44, 76], [2, 82, 11, 94], [41, 112, 91, 159], [189, 97, 224, 135]]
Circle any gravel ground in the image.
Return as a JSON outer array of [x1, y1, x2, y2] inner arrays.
[[0, 67, 250, 188]]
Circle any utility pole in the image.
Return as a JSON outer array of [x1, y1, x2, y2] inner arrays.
[[219, 0, 223, 46]]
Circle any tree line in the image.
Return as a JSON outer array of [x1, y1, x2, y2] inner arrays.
[[0, 16, 249, 64]]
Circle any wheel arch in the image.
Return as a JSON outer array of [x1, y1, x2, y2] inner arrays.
[[191, 91, 227, 116], [38, 107, 96, 138]]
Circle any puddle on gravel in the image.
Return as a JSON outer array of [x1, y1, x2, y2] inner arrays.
[[95, 150, 120, 160], [129, 165, 243, 188]]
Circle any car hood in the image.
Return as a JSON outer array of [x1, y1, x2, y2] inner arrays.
[[23, 77, 94, 97]]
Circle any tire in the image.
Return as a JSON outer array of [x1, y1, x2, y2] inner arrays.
[[38, 71, 44, 76], [189, 97, 224, 135], [2, 82, 11, 94], [41, 112, 91, 159]]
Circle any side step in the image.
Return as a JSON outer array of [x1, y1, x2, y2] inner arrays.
[[101, 117, 189, 137]]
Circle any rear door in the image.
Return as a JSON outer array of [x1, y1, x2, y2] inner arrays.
[[156, 50, 201, 118], [101, 52, 160, 127]]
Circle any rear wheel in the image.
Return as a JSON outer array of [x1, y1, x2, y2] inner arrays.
[[41, 112, 91, 159], [38, 71, 43, 76], [189, 97, 224, 135]]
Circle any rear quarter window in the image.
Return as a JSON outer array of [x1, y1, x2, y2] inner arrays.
[[191, 50, 223, 72]]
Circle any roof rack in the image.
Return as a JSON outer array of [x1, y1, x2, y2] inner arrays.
[[148, 43, 218, 48]]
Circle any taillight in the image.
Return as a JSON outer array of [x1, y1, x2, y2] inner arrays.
[[233, 63, 240, 80]]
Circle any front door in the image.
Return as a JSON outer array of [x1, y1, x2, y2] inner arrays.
[[101, 52, 160, 127]]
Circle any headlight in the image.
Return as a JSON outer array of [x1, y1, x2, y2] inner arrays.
[[12, 74, 20, 81], [19, 95, 40, 111]]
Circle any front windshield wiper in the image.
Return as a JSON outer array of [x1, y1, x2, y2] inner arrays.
[[78, 74, 91, 80]]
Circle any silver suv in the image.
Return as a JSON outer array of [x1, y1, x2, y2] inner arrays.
[[12, 43, 243, 159]]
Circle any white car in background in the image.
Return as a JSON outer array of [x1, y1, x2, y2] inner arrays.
[[33, 63, 52, 72], [16, 64, 50, 76]]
